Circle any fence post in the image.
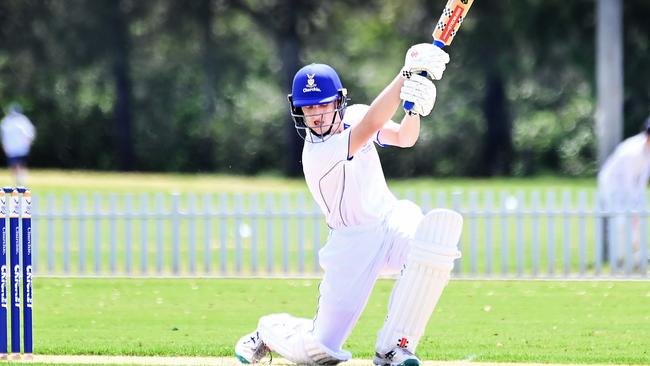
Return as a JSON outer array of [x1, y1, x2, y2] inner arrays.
[[203, 193, 213, 275], [125, 193, 133, 275], [485, 191, 493, 275], [78, 194, 87, 274], [171, 193, 181, 275], [531, 191, 540, 276], [594, 190, 603, 275], [500, 191, 509, 275], [109, 193, 117, 274], [140, 193, 149, 275], [546, 190, 556, 275], [281, 193, 290, 274], [234, 193, 243, 274], [265, 193, 274, 275], [452, 191, 462, 275], [436, 190, 447, 208], [640, 196, 648, 275], [468, 191, 478, 275], [562, 190, 572, 275], [62, 194, 71, 274], [578, 191, 587, 275], [515, 191, 524, 277], [93, 193, 102, 274], [623, 205, 633, 275], [47, 193, 55, 273], [251, 193, 259, 275], [219, 193, 228, 275], [155, 193, 164, 274], [31, 194, 39, 274], [420, 191, 432, 213], [188, 193, 197, 275]]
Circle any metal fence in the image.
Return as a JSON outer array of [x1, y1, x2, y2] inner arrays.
[[30, 190, 649, 278]]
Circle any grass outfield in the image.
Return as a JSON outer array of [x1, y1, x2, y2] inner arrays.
[[32, 278, 649, 364], [1, 169, 596, 194]]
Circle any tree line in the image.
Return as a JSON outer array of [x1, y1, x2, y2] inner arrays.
[[1, 0, 648, 177]]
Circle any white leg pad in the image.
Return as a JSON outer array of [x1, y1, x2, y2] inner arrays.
[[376, 209, 463, 353], [258, 313, 351, 365]]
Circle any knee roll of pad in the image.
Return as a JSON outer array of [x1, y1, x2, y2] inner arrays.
[[411, 208, 463, 269]]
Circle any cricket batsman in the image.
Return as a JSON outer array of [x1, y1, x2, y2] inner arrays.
[[235, 43, 462, 366]]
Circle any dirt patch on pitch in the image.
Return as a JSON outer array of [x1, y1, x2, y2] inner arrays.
[[15, 355, 625, 366]]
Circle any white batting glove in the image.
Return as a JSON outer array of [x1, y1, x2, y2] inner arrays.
[[402, 43, 450, 80], [400, 74, 436, 117]]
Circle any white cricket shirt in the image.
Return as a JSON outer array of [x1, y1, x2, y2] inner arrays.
[[1, 112, 36, 157], [302, 104, 397, 229], [598, 133, 650, 206]]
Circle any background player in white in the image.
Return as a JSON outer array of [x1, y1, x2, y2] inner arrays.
[[1, 103, 36, 186], [597, 117, 650, 268], [235, 43, 463, 366]]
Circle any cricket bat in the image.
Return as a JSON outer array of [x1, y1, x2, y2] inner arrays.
[[404, 0, 475, 111]]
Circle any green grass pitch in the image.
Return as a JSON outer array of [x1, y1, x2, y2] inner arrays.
[[32, 278, 650, 364]]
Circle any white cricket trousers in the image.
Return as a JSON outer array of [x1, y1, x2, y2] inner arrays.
[[312, 200, 423, 352]]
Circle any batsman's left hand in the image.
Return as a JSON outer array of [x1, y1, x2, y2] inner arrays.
[[402, 43, 450, 80], [400, 74, 436, 117]]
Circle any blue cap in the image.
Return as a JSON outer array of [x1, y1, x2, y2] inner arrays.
[[290, 64, 344, 107]]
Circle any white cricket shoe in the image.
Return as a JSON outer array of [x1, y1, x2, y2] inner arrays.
[[373, 347, 420, 366], [235, 330, 271, 364]]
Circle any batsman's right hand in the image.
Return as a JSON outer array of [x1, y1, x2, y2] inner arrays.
[[402, 43, 450, 80], [400, 74, 436, 117]]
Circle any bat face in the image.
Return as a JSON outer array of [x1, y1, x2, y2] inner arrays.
[[432, 0, 475, 46]]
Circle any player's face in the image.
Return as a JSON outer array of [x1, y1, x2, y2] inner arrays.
[[302, 102, 341, 135]]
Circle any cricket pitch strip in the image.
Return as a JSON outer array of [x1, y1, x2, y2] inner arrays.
[[9, 355, 625, 366]]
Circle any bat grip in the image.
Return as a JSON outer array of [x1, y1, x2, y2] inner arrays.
[[403, 40, 445, 111]]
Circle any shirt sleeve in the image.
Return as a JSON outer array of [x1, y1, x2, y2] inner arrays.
[[25, 119, 36, 141]]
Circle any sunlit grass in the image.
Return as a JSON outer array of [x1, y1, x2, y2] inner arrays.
[[0, 169, 596, 194], [33, 278, 650, 364]]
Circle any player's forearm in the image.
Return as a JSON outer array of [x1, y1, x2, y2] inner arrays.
[[364, 74, 403, 130], [395, 113, 420, 147]]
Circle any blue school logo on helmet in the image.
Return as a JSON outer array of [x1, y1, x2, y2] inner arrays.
[[304, 73, 320, 93], [288, 64, 348, 143]]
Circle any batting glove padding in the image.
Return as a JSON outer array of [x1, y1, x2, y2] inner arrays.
[[402, 43, 450, 80], [400, 74, 436, 117]]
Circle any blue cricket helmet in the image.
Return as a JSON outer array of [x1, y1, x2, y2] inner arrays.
[[289, 63, 346, 107], [287, 63, 348, 143]]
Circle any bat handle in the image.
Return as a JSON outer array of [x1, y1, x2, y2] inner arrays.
[[403, 40, 446, 111]]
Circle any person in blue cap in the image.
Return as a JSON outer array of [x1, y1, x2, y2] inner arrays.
[[236, 44, 463, 366]]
